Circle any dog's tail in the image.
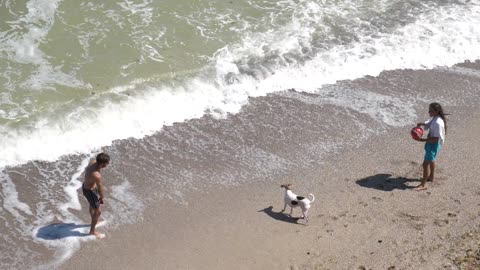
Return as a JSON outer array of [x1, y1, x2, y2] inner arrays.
[[308, 193, 315, 203]]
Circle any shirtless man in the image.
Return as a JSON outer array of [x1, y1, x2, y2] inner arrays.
[[82, 153, 110, 237]]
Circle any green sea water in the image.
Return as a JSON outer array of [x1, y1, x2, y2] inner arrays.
[[0, 0, 272, 123]]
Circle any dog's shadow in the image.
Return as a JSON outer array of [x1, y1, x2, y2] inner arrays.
[[258, 206, 302, 225], [356, 173, 420, 191]]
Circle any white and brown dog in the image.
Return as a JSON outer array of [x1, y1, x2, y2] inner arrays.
[[281, 184, 315, 223]]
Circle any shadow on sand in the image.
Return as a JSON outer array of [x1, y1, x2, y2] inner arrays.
[[36, 223, 90, 240], [258, 206, 302, 225], [356, 173, 420, 191]]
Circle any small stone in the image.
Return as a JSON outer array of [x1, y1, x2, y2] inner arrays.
[[358, 266, 366, 270], [378, 240, 383, 243]]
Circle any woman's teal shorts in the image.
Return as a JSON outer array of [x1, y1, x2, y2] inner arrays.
[[424, 142, 442, 161]]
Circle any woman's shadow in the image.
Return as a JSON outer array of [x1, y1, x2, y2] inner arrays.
[[356, 173, 419, 191], [258, 206, 302, 224], [36, 223, 91, 240]]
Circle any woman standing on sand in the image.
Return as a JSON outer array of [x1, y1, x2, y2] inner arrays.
[[415, 102, 447, 191]]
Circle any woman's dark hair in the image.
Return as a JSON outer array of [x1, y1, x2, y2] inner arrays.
[[429, 102, 448, 133], [96, 153, 110, 165]]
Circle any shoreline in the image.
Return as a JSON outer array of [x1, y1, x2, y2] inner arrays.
[[59, 64, 480, 269]]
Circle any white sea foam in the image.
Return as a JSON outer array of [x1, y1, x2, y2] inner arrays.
[[34, 220, 107, 270], [439, 65, 480, 79], [280, 86, 418, 127], [216, 2, 480, 93], [0, 171, 33, 226], [58, 155, 94, 217], [1, 1, 480, 169], [107, 180, 144, 224]]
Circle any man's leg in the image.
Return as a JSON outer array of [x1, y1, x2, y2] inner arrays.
[[415, 161, 430, 191], [89, 207, 94, 219], [89, 207, 102, 236]]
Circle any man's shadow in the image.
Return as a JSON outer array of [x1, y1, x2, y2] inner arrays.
[[258, 206, 302, 224], [36, 223, 90, 240], [356, 173, 419, 191]]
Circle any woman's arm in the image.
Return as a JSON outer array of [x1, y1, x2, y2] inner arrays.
[[420, 137, 439, 143]]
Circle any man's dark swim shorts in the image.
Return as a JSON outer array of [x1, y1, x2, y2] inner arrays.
[[82, 184, 100, 209]]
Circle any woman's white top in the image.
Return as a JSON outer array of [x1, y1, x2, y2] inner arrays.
[[424, 116, 445, 145]]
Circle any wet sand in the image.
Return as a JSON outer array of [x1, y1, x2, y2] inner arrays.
[[59, 64, 480, 270]]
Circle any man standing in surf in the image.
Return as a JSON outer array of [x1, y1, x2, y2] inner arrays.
[[82, 153, 110, 237]]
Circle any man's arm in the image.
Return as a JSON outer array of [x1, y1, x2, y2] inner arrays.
[[93, 172, 105, 200]]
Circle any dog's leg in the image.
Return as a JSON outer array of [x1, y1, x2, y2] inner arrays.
[[289, 206, 293, 217], [281, 201, 287, 212], [303, 209, 309, 224]]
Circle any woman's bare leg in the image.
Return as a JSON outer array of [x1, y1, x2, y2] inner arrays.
[[415, 161, 430, 191], [427, 161, 436, 182]]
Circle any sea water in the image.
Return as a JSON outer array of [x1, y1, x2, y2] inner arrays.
[[1, 0, 480, 268]]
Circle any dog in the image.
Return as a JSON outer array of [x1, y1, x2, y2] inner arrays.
[[280, 184, 315, 223]]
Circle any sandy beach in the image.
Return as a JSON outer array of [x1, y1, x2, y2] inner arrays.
[[57, 65, 480, 270]]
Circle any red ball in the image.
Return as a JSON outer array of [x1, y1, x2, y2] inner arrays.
[[411, 127, 423, 141]]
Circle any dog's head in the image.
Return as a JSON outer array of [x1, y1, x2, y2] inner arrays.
[[280, 184, 293, 190]]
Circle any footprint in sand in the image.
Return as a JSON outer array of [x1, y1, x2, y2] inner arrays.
[[397, 212, 426, 231], [358, 201, 368, 207], [433, 219, 449, 227]]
